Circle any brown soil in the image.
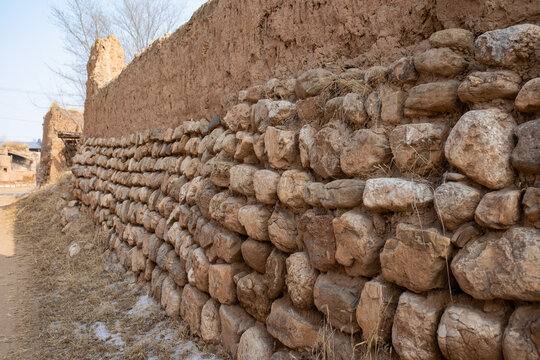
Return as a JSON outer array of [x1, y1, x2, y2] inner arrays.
[[0, 180, 226, 360]]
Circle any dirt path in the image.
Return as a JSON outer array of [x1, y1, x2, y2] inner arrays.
[[0, 191, 31, 357]]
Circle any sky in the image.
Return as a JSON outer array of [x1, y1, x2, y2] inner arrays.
[[0, 0, 206, 143]]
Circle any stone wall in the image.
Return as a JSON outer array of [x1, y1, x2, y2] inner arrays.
[[37, 105, 83, 186], [83, 0, 540, 138], [71, 24, 540, 360]]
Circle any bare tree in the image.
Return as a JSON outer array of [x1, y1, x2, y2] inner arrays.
[[51, 0, 184, 106]]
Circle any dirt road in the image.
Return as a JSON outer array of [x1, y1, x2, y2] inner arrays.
[[0, 188, 32, 357]]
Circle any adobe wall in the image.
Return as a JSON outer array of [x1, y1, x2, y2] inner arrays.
[[83, 0, 540, 137], [37, 105, 83, 186], [70, 23, 540, 360]]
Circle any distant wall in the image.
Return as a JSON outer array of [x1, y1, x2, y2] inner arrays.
[[83, 0, 540, 137]]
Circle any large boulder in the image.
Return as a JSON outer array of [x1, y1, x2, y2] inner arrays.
[[267, 208, 299, 253], [404, 81, 460, 117], [214, 229, 243, 263], [209, 192, 247, 234], [340, 129, 391, 176], [380, 223, 453, 293], [200, 298, 221, 344], [392, 291, 450, 360], [458, 71, 521, 103], [298, 124, 316, 168], [238, 205, 271, 241], [475, 24, 540, 68], [515, 78, 540, 113], [474, 189, 521, 229], [224, 103, 251, 132], [356, 279, 401, 344], [298, 210, 337, 271], [230, 164, 258, 196], [277, 170, 313, 209], [434, 182, 483, 231], [313, 272, 366, 334], [414, 48, 467, 77], [363, 178, 433, 212], [451, 227, 540, 301], [180, 284, 209, 336], [309, 121, 350, 179], [389, 123, 448, 175], [266, 296, 323, 350], [265, 248, 287, 299], [219, 304, 256, 356], [241, 238, 273, 273], [253, 170, 280, 204], [265, 126, 298, 169], [285, 252, 318, 310], [209, 263, 249, 304], [237, 324, 275, 360], [237, 272, 272, 323], [332, 210, 385, 277], [437, 301, 508, 360], [444, 109, 516, 189], [429, 28, 474, 52], [502, 305, 540, 360], [512, 118, 540, 173]]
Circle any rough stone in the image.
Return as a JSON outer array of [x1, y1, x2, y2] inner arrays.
[[502, 305, 540, 360], [365, 91, 381, 122], [429, 28, 475, 52], [363, 178, 433, 212], [298, 209, 336, 271], [389, 123, 448, 175], [340, 129, 391, 176], [332, 210, 385, 277], [380, 90, 406, 125], [392, 291, 450, 360], [451, 227, 540, 301], [474, 189, 521, 229], [210, 160, 235, 188], [437, 302, 507, 360], [201, 298, 221, 344], [241, 238, 273, 273], [475, 24, 540, 68], [195, 178, 219, 219], [224, 103, 251, 132], [214, 230, 243, 263], [209, 263, 249, 304], [277, 170, 313, 209], [298, 124, 316, 168], [304, 179, 365, 209], [414, 48, 467, 77], [523, 187, 540, 228], [219, 304, 256, 356], [238, 205, 271, 241], [434, 182, 483, 231], [296, 96, 325, 122], [230, 164, 258, 196], [295, 68, 335, 98], [266, 296, 323, 350], [313, 271, 365, 334], [458, 71, 522, 103], [237, 272, 272, 323], [192, 247, 210, 292], [404, 81, 460, 117], [180, 284, 210, 336], [209, 192, 247, 234], [285, 252, 318, 310], [267, 208, 299, 253], [309, 122, 349, 179], [253, 170, 280, 204], [445, 109, 516, 189], [381, 223, 453, 293], [516, 78, 540, 113], [265, 248, 287, 299], [389, 57, 418, 84], [365, 66, 388, 86], [512, 118, 540, 173], [342, 93, 367, 126], [356, 279, 401, 343], [265, 126, 297, 169], [237, 324, 275, 360]]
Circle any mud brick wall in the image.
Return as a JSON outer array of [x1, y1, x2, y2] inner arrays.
[[72, 24, 540, 360], [82, 0, 540, 138]]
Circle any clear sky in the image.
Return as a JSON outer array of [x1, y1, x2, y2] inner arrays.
[[0, 0, 206, 143]]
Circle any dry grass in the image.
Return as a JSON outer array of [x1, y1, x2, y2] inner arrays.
[[3, 176, 225, 360], [0, 142, 29, 152]]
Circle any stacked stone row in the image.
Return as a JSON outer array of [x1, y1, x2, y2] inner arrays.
[[72, 24, 539, 360]]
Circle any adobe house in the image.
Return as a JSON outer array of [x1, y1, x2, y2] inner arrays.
[[37, 104, 83, 186], [0, 148, 11, 183]]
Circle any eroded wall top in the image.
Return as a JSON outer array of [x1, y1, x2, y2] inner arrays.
[[84, 0, 540, 137]]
